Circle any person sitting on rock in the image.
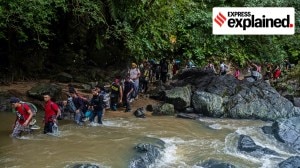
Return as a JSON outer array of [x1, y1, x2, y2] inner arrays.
[[250, 62, 261, 81]]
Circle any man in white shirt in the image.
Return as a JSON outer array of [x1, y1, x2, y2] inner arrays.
[[129, 62, 140, 100]]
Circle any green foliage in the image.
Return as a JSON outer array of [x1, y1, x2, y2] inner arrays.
[[0, 0, 67, 48], [0, 0, 299, 77]]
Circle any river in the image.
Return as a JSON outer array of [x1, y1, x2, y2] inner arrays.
[[0, 111, 293, 168]]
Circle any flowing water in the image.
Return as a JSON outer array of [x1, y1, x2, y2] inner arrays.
[[0, 111, 294, 168]]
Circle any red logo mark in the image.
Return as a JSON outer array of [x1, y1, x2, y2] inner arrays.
[[214, 12, 227, 27], [289, 24, 293, 28]]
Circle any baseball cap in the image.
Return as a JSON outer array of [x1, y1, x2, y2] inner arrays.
[[9, 97, 20, 103]]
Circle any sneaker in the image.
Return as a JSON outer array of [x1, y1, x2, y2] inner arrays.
[[30, 125, 40, 130], [129, 98, 134, 103]]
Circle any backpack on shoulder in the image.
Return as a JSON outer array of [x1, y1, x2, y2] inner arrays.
[[20, 101, 38, 116], [20, 101, 40, 129]]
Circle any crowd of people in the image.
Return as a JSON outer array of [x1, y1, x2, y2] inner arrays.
[[205, 59, 293, 84], [9, 58, 294, 138], [8, 58, 194, 138]]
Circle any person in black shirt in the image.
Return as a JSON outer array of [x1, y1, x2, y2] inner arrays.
[[70, 91, 87, 125], [89, 89, 105, 124], [123, 76, 134, 112], [110, 77, 123, 111], [160, 58, 168, 83]]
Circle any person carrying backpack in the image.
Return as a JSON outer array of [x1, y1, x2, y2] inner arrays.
[[70, 91, 88, 125], [10, 97, 34, 138], [89, 88, 105, 125], [43, 92, 61, 134], [160, 58, 168, 83], [220, 61, 228, 75], [123, 75, 134, 112]]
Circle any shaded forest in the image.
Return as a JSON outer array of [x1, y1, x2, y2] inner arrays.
[[0, 0, 299, 80]]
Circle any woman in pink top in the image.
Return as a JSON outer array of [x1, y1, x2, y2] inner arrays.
[[234, 68, 240, 79]]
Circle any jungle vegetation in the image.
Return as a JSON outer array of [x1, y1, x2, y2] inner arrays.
[[0, 0, 299, 78]]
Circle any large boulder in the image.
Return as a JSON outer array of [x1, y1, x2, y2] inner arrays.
[[192, 91, 224, 117], [0, 91, 15, 112], [27, 83, 62, 101], [152, 103, 175, 116], [237, 134, 279, 157], [294, 97, 300, 107], [278, 156, 300, 168], [226, 82, 300, 120], [175, 68, 300, 121], [196, 159, 236, 168], [271, 117, 300, 153], [164, 85, 191, 111], [129, 143, 164, 168], [71, 163, 100, 168]]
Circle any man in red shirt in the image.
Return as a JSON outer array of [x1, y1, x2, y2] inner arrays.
[[10, 97, 33, 138], [43, 93, 61, 134]]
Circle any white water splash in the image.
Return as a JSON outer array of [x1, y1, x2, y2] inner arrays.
[[149, 137, 180, 168], [208, 123, 222, 130]]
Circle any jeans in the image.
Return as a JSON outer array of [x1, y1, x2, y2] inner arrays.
[[110, 94, 118, 111], [75, 110, 84, 124], [132, 79, 139, 98], [44, 121, 54, 134], [122, 94, 131, 111], [161, 72, 168, 83], [89, 110, 103, 124]]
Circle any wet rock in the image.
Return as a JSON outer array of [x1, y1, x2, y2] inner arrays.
[[27, 83, 62, 101], [272, 117, 300, 153], [152, 103, 175, 116], [192, 91, 224, 117], [176, 113, 201, 120], [164, 85, 191, 111], [278, 156, 300, 168], [0, 91, 13, 112], [129, 143, 163, 168], [71, 163, 100, 168], [81, 84, 92, 90], [146, 104, 153, 112], [134, 107, 145, 118], [196, 159, 236, 168], [55, 72, 73, 83], [261, 126, 273, 135], [174, 68, 300, 121], [294, 97, 300, 107], [237, 134, 279, 157], [148, 87, 165, 100], [184, 107, 194, 113]]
